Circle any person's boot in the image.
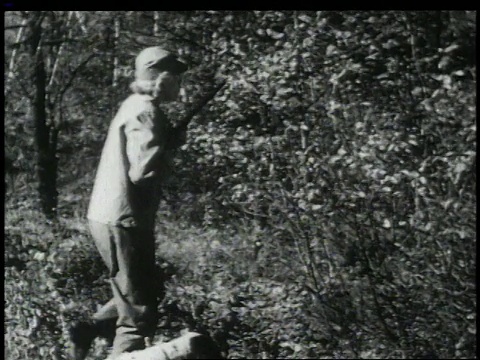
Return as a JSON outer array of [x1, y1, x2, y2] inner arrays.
[[69, 321, 99, 360], [69, 318, 116, 359], [95, 318, 117, 347]]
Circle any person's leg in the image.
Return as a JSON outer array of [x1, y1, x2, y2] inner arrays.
[[92, 298, 117, 321], [70, 221, 118, 360], [88, 220, 119, 340], [108, 225, 158, 357]]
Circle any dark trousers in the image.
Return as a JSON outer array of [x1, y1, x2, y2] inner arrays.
[[88, 220, 159, 357]]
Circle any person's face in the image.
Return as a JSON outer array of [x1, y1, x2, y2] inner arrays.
[[153, 72, 181, 102]]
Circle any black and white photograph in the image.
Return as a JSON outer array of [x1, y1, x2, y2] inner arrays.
[[4, 10, 476, 359]]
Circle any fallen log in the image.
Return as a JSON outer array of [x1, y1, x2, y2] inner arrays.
[[110, 332, 223, 360]]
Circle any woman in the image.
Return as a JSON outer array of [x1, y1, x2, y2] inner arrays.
[[70, 46, 188, 360]]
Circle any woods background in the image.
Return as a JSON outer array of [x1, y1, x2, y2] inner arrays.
[[4, 11, 476, 359]]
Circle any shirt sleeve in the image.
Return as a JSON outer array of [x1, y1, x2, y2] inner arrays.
[[124, 106, 166, 185]]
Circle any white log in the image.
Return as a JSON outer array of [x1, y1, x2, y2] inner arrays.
[[110, 332, 223, 360]]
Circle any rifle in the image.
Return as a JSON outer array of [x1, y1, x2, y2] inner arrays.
[[166, 79, 226, 149], [174, 79, 227, 131]]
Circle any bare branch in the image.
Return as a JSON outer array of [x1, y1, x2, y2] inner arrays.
[[112, 16, 121, 87], [7, 40, 29, 48], [47, 11, 74, 91], [74, 11, 88, 34], [153, 11, 160, 36], [55, 52, 97, 104], [127, 27, 209, 53], [40, 38, 83, 46], [4, 24, 28, 30], [7, 18, 27, 81], [4, 59, 33, 101]]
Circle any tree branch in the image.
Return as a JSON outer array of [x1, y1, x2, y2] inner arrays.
[[47, 11, 74, 91], [7, 18, 27, 82], [54, 52, 97, 105], [73, 11, 88, 34], [127, 26, 210, 54], [174, 79, 226, 130], [4, 24, 28, 30], [4, 61, 33, 101]]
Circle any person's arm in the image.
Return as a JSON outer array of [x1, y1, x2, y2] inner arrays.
[[165, 79, 227, 150], [124, 107, 166, 185], [166, 124, 187, 150]]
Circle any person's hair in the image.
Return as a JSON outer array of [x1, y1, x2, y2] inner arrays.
[[129, 79, 156, 95], [130, 72, 180, 102]]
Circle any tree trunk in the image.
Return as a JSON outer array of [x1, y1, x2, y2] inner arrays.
[[112, 15, 121, 88], [109, 14, 121, 118], [74, 11, 88, 34], [47, 11, 74, 90], [29, 12, 59, 218], [153, 11, 160, 36], [7, 18, 27, 82]]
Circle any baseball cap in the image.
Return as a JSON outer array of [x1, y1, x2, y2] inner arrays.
[[135, 46, 188, 80]]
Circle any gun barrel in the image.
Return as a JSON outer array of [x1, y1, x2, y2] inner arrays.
[[175, 80, 226, 129]]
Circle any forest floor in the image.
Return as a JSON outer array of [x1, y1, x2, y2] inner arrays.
[[5, 179, 366, 360]]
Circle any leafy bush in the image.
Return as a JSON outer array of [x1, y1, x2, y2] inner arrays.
[[165, 10, 476, 358]]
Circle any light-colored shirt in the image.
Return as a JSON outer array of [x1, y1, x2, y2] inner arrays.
[[87, 93, 174, 229]]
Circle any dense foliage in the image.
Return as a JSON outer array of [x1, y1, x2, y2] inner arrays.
[[5, 11, 476, 359]]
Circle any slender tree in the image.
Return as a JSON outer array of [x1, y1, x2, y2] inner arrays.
[[7, 11, 99, 218], [24, 12, 58, 218]]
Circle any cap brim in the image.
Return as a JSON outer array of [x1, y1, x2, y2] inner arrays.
[[150, 55, 188, 74]]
